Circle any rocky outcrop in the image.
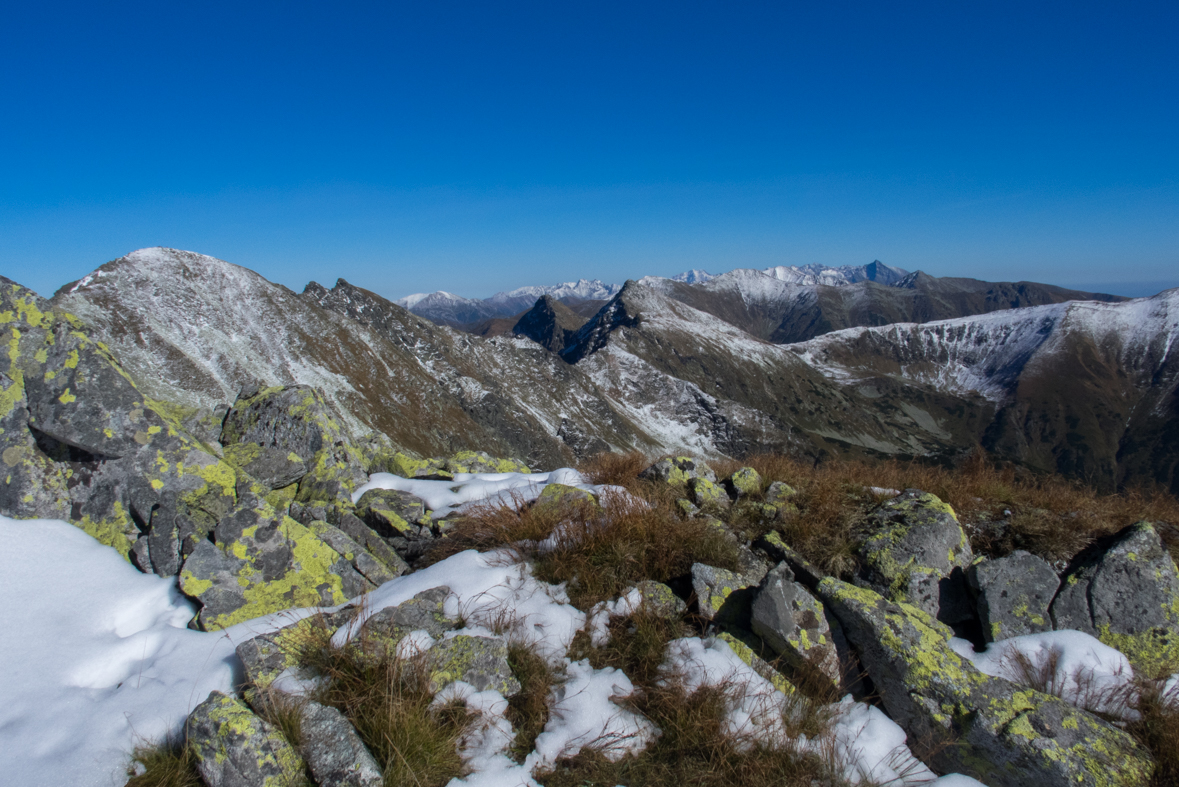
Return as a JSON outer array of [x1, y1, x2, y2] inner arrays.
[[815, 579, 1154, 786], [298, 701, 384, 787], [1050, 521, 1179, 676], [639, 456, 716, 485]]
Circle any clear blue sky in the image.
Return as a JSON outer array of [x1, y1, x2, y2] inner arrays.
[[2, 1, 1176, 300]]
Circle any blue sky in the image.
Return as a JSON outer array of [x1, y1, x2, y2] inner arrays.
[[2, 1, 1176, 300]]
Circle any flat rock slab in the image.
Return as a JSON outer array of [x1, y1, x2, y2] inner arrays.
[[751, 563, 840, 685]]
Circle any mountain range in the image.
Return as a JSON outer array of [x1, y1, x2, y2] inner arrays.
[[27, 247, 1174, 496]]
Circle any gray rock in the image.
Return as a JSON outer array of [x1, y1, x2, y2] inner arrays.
[[237, 609, 355, 690], [221, 384, 340, 464], [638, 456, 716, 485], [1050, 521, 1179, 675], [688, 477, 730, 510], [751, 563, 840, 685], [359, 587, 455, 661], [816, 580, 1154, 786], [764, 481, 798, 506], [628, 580, 688, 618], [967, 551, 1057, 642], [222, 442, 307, 490], [355, 488, 429, 538], [335, 513, 410, 577], [298, 700, 383, 787], [305, 520, 397, 590], [427, 634, 521, 696], [178, 490, 360, 630], [692, 562, 757, 623], [857, 489, 974, 625], [185, 691, 305, 787], [444, 450, 530, 474]]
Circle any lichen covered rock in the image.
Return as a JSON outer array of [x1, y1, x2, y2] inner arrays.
[[178, 491, 356, 630], [222, 442, 307, 491], [688, 477, 729, 511], [298, 700, 384, 787], [628, 579, 688, 618], [1050, 521, 1179, 676], [816, 578, 1153, 787], [638, 455, 716, 486], [751, 563, 840, 685], [185, 691, 305, 787], [724, 466, 763, 499], [691, 562, 756, 623], [967, 551, 1057, 643], [857, 489, 973, 625], [531, 482, 599, 513], [445, 450, 530, 475], [359, 587, 455, 661], [355, 487, 430, 537], [237, 610, 354, 690], [427, 634, 520, 696]]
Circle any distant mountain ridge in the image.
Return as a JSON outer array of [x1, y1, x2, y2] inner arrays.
[[28, 247, 1175, 495]]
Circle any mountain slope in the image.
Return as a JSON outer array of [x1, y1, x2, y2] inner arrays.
[[787, 291, 1179, 492], [510, 295, 589, 353], [641, 267, 1125, 345], [50, 248, 569, 461], [398, 279, 621, 326]]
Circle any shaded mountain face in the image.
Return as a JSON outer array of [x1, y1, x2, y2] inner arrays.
[[510, 295, 589, 353], [637, 268, 1125, 345], [397, 279, 621, 326]]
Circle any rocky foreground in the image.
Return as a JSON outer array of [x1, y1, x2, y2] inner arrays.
[[2, 273, 1178, 786]]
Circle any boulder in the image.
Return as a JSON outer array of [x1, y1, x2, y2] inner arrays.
[[751, 563, 840, 685], [0, 278, 238, 569], [334, 513, 410, 577], [354, 488, 430, 538], [221, 384, 343, 464], [298, 700, 384, 787], [628, 579, 688, 618], [638, 456, 716, 485], [857, 489, 974, 626], [178, 491, 356, 630], [185, 691, 305, 787], [445, 450, 530, 475], [764, 481, 797, 506], [427, 634, 521, 696], [967, 551, 1057, 642], [222, 442, 307, 490], [815, 579, 1153, 786], [688, 477, 730, 511], [1050, 521, 1179, 676], [724, 466, 763, 499], [386, 452, 453, 480], [304, 520, 398, 591], [359, 587, 455, 661], [237, 609, 355, 691], [692, 562, 757, 623]]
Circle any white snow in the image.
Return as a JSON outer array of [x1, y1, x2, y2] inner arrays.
[[351, 467, 595, 517], [950, 630, 1136, 716]]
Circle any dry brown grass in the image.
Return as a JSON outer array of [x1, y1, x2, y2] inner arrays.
[[295, 624, 472, 787], [125, 737, 203, 787], [1127, 678, 1179, 786], [505, 643, 558, 762], [427, 491, 739, 609], [570, 608, 693, 689], [711, 449, 1179, 568]]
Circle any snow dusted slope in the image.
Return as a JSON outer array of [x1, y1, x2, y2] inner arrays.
[[788, 290, 1179, 492], [50, 248, 560, 459], [398, 279, 622, 325]]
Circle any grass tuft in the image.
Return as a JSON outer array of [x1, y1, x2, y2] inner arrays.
[[505, 642, 559, 762], [295, 623, 473, 787], [125, 737, 202, 787]]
